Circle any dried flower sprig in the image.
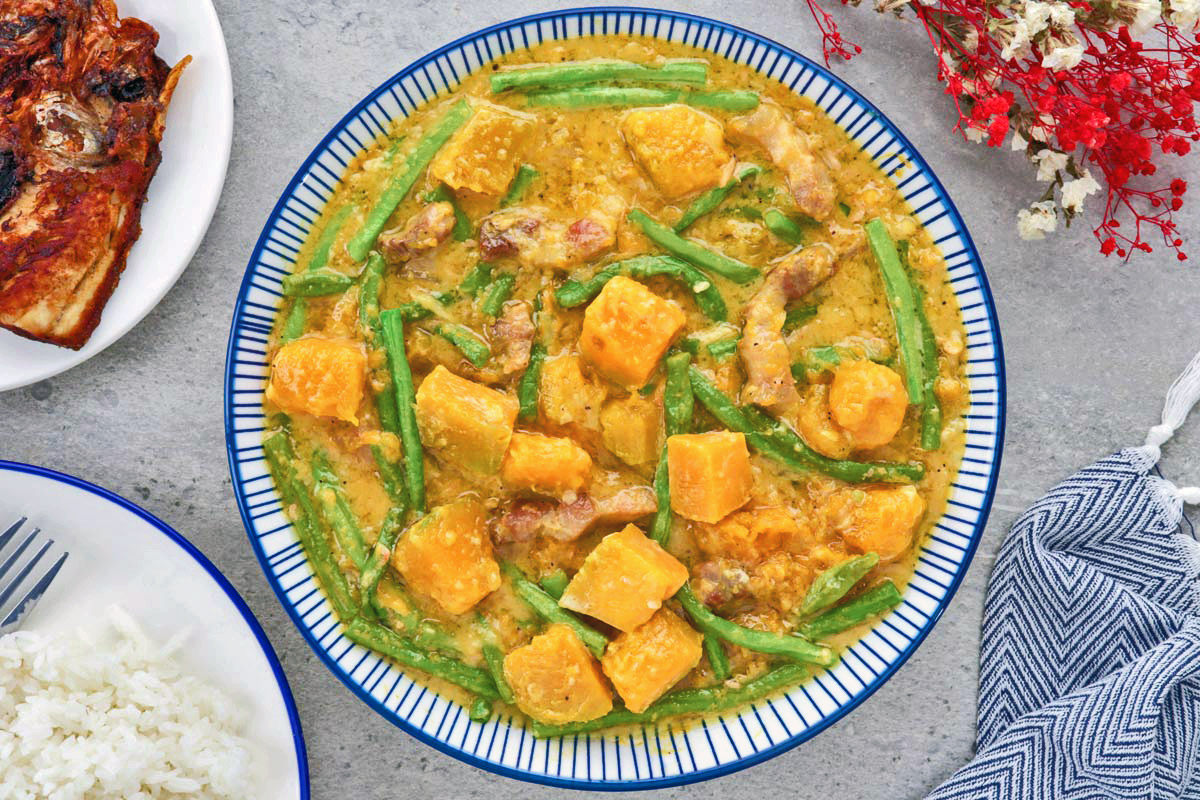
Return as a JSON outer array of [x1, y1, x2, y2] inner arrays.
[[810, 0, 1200, 260]]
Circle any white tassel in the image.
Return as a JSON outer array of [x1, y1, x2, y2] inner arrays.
[[1141, 349, 1200, 506]]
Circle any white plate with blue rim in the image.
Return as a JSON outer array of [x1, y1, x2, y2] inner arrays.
[[223, 7, 1005, 790], [0, 461, 308, 799]]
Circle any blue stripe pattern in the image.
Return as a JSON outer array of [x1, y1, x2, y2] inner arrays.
[[221, 7, 1005, 789], [928, 450, 1200, 798]]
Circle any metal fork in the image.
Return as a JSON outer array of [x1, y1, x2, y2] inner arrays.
[[0, 518, 68, 636]]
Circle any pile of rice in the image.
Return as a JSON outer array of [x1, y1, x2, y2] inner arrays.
[[0, 607, 253, 799]]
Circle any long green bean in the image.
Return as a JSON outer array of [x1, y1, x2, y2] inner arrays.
[[379, 310, 426, 513], [529, 662, 808, 738], [901, 241, 943, 450], [358, 252, 386, 339], [345, 619, 499, 699], [555, 255, 727, 321], [480, 644, 515, 705], [500, 164, 539, 207], [392, 290, 456, 323], [627, 209, 760, 285], [469, 698, 494, 722], [703, 634, 731, 682], [311, 451, 370, 569], [797, 553, 879, 618], [263, 432, 357, 621], [539, 569, 570, 600], [423, 184, 472, 242], [371, 445, 406, 503], [650, 351, 692, 546], [523, 87, 759, 112], [281, 269, 353, 297], [435, 324, 491, 367], [799, 580, 903, 640], [501, 563, 608, 658], [458, 262, 493, 297], [865, 219, 924, 405], [283, 204, 355, 341], [677, 584, 835, 666], [481, 273, 515, 317], [706, 337, 739, 361], [763, 209, 807, 246], [491, 60, 708, 92], [347, 100, 474, 261], [674, 165, 762, 233], [360, 507, 406, 618], [517, 341, 546, 422]]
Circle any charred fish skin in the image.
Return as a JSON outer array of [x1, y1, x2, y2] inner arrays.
[[0, 0, 188, 350]]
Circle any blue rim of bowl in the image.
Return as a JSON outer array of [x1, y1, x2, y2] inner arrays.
[[223, 6, 1006, 790], [0, 459, 311, 799]]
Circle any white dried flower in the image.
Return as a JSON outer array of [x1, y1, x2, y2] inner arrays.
[[1000, 19, 1034, 60], [1042, 39, 1085, 70], [1060, 170, 1102, 213], [1033, 149, 1070, 181], [1011, 130, 1029, 152], [1126, 0, 1163, 33], [1168, 0, 1199, 27], [964, 125, 987, 143], [1023, 0, 1054, 34], [1017, 201, 1059, 240], [1048, 2, 1077, 25]]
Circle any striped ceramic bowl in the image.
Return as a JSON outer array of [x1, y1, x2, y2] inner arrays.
[[224, 6, 1005, 789]]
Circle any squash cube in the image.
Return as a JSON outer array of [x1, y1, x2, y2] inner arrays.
[[667, 432, 753, 523], [579, 276, 685, 388], [558, 524, 689, 632], [429, 103, 537, 196], [600, 395, 662, 466], [828, 485, 926, 562], [503, 624, 613, 725], [601, 609, 703, 713], [621, 106, 734, 199], [540, 354, 606, 429], [266, 337, 366, 424], [389, 499, 500, 614], [415, 365, 518, 476], [502, 432, 592, 496]]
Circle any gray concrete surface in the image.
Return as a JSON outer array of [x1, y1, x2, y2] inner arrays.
[[2, 1, 1198, 797]]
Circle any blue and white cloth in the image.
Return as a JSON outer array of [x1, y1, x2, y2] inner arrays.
[[930, 353, 1200, 800]]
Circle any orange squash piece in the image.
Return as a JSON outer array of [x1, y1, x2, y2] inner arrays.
[[666, 432, 753, 523], [579, 276, 685, 388], [693, 507, 811, 562], [389, 499, 501, 614], [266, 337, 367, 424], [621, 106, 734, 199], [601, 609, 703, 713], [429, 103, 536, 196], [829, 361, 909, 450], [414, 365, 518, 476], [558, 524, 689, 632], [600, 395, 662, 466], [501, 432, 592, 496], [503, 624, 613, 725], [827, 485, 926, 561]]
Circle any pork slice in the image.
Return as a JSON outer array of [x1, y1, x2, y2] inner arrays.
[[494, 487, 658, 544], [378, 201, 455, 264], [728, 103, 836, 221]]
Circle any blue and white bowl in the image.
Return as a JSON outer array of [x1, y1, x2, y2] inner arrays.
[[224, 7, 1005, 789]]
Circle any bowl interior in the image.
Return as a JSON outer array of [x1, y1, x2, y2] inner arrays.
[[224, 7, 1004, 790]]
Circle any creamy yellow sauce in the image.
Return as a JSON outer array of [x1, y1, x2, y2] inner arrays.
[[265, 36, 968, 731]]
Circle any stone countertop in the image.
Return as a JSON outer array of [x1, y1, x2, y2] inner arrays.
[[2, 1, 1197, 797]]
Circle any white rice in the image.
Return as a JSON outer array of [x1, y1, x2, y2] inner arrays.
[[0, 606, 253, 800]]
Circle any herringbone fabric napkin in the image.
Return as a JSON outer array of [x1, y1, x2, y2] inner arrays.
[[929, 353, 1200, 800]]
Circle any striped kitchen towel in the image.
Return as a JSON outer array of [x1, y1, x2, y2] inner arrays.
[[929, 352, 1200, 800]]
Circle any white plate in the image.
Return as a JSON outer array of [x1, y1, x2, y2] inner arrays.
[[0, 0, 233, 391], [0, 461, 308, 800]]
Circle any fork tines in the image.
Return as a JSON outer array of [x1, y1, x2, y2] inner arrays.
[[0, 517, 69, 636]]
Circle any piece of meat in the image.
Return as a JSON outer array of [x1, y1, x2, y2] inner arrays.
[[692, 559, 751, 607], [0, 0, 189, 349], [378, 201, 455, 265], [494, 487, 657, 543], [489, 300, 535, 376], [477, 198, 621, 271], [739, 245, 836, 410], [728, 103, 836, 221]]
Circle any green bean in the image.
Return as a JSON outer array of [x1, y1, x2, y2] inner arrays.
[[435, 324, 491, 367], [393, 290, 456, 323], [900, 242, 943, 450], [501, 563, 608, 658], [703, 634, 731, 682], [480, 644, 516, 705], [790, 345, 846, 380], [458, 262, 494, 297], [283, 204, 356, 342], [650, 352, 693, 546], [706, 337, 739, 361], [281, 269, 354, 297], [797, 553, 879, 618], [799, 580, 903, 640], [522, 87, 759, 112], [555, 255, 727, 321], [763, 209, 807, 246], [345, 618, 499, 699], [517, 341, 546, 422], [263, 433, 357, 621], [500, 164, 539, 207], [529, 662, 808, 738], [311, 451, 370, 569], [423, 184, 472, 242], [379, 310, 426, 513], [491, 60, 708, 92], [469, 697, 494, 722], [687, 366, 924, 484], [783, 305, 818, 332], [370, 446, 407, 504], [677, 584, 835, 666], [865, 219, 924, 405], [674, 164, 763, 233], [347, 100, 474, 262], [627, 209, 760, 285], [358, 252, 386, 340], [360, 507, 406, 618], [838, 201, 852, 216], [481, 273, 515, 317], [539, 569, 569, 600]]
